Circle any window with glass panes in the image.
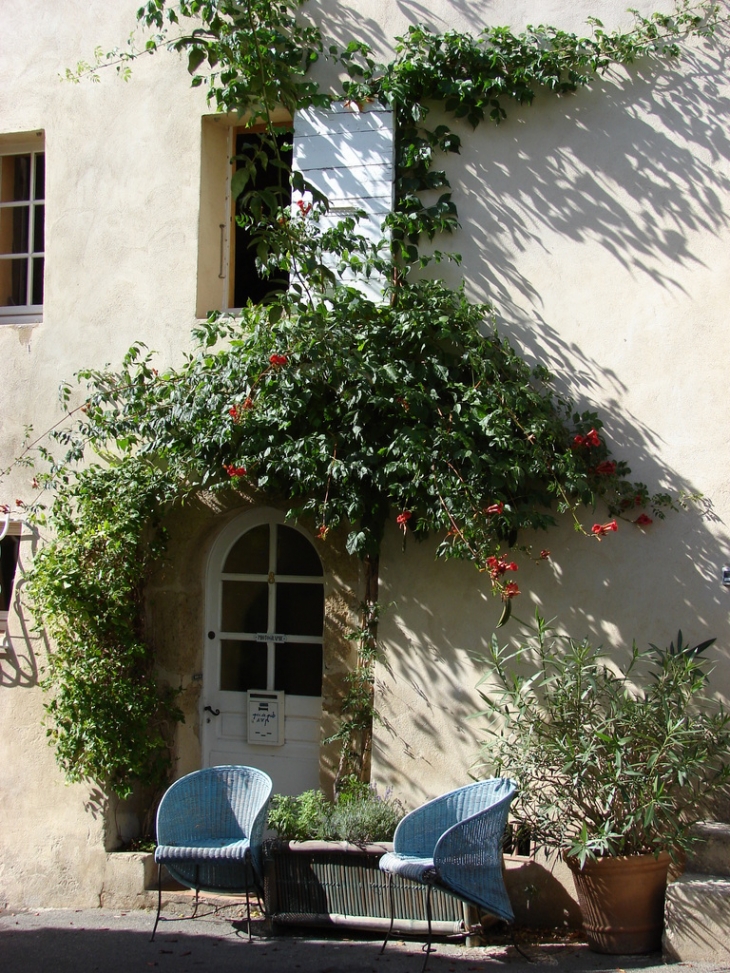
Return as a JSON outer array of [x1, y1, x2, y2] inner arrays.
[[0, 141, 45, 322], [219, 522, 324, 697]]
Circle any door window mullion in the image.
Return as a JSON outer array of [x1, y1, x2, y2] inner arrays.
[[266, 523, 278, 690]]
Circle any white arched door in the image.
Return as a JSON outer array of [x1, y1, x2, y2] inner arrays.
[[202, 509, 324, 795]]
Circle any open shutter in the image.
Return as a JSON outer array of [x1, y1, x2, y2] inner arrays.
[[293, 102, 394, 301]]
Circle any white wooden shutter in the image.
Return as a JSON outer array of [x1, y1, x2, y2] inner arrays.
[[293, 102, 394, 301]]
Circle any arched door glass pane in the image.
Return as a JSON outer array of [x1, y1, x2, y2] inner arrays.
[[223, 523, 269, 574], [277, 525, 323, 576]]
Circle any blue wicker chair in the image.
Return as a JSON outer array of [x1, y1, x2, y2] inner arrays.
[[151, 765, 273, 941], [379, 777, 518, 970]]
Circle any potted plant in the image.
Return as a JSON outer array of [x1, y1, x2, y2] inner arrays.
[[475, 612, 730, 954], [264, 778, 465, 933]]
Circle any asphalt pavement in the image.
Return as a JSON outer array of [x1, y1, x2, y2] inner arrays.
[[1, 906, 729, 973]]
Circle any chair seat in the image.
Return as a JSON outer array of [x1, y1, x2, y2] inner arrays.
[[379, 852, 438, 884], [155, 838, 251, 863]]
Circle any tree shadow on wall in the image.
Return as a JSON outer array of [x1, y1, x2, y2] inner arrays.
[[444, 37, 730, 363]]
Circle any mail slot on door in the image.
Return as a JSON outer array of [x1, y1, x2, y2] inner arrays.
[[246, 690, 285, 746]]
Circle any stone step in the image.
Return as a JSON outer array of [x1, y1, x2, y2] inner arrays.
[[663, 873, 730, 962], [686, 821, 730, 877]]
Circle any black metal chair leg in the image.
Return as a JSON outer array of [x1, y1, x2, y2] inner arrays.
[[192, 865, 200, 918], [420, 885, 433, 973], [380, 872, 395, 955], [150, 863, 163, 942], [244, 889, 253, 942]]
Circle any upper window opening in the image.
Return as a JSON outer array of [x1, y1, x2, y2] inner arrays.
[[0, 135, 45, 324], [230, 127, 292, 308]]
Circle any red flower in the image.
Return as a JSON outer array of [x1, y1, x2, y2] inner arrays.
[[269, 354, 288, 367], [296, 199, 312, 216], [484, 502, 504, 515], [224, 464, 247, 478], [591, 520, 618, 537], [594, 461, 617, 476], [316, 524, 329, 540], [0, 504, 9, 514], [15, 499, 25, 508], [540, 549, 550, 559], [486, 556, 518, 579], [634, 513, 653, 526], [243, 396, 254, 410], [503, 581, 521, 599], [573, 429, 601, 449], [229, 406, 240, 422], [396, 511, 412, 531]]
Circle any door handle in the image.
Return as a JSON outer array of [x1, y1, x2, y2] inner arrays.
[[203, 705, 221, 723]]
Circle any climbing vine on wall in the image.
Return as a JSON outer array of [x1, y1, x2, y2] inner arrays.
[[6, 0, 716, 795]]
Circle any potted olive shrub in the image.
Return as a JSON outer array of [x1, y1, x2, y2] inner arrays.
[[476, 613, 730, 954], [264, 778, 464, 932]]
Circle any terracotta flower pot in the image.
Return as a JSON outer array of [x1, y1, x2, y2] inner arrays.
[[565, 851, 671, 954]]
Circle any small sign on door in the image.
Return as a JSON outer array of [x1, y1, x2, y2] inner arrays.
[[246, 690, 285, 746]]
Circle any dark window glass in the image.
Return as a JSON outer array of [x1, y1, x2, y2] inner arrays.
[[0, 155, 30, 203], [12, 206, 29, 253], [0, 258, 27, 307], [33, 204, 44, 252], [276, 582, 324, 637], [0, 207, 29, 255], [223, 524, 269, 574], [232, 129, 291, 306], [0, 151, 44, 312], [34, 153, 45, 200], [221, 580, 268, 633], [0, 535, 19, 613], [13, 155, 30, 201], [275, 642, 323, 696], [277, 525, 323, 577], [220, 639, 267, 692], [31, 257, 43, 305]]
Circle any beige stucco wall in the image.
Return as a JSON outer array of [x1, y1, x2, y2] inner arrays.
[[368, 0, 730, 799], [1, 0, 729, 916]]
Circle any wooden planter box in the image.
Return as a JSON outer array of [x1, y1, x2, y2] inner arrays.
[[263, 840, 468, 934]]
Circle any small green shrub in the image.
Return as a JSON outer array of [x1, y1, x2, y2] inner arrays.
[[268, 780, 405, 843], [476, 612, 730, 864], [267, 789, 332, 842]]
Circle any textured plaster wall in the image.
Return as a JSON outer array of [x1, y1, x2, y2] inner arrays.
[[368, 1, 730, 808], [0, 0, 212, 908], [0, 0, 729, 915]]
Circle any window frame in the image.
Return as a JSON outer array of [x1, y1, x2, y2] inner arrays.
[[216, 513, 324, 697], [0, 132, 45, 326]]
